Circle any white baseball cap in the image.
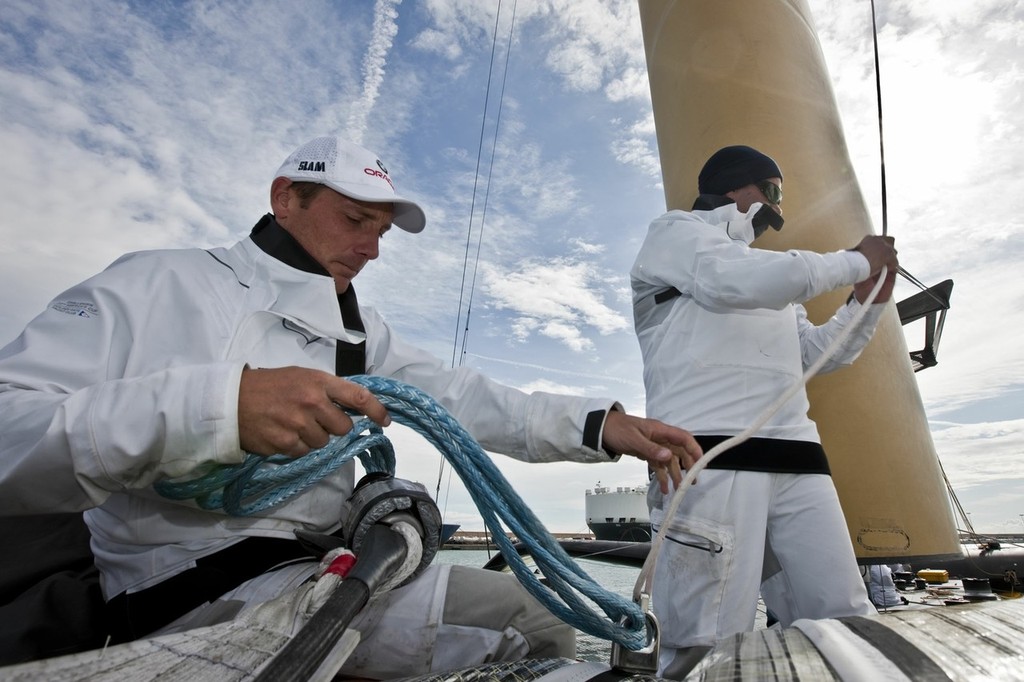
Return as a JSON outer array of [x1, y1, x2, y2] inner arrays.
[[273, 136, 426, 233]]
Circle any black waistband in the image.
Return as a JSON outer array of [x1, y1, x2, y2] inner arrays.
[[654, 287, 682, 304], [105, 536, 315, 643], [694, 435, 830, 474]]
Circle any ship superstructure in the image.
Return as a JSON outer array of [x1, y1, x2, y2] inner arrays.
[[584, 483, 651, 542]]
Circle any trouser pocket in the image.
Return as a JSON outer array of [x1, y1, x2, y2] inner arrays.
[[650, 508, 735, 649]]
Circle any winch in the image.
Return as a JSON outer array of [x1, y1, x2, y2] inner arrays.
[[340, 472, 442, 586]]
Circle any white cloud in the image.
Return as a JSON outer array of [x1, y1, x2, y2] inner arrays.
[[930, 418, 1024, 531], [540, 0, 644, 92], [483, 258, 629, 351], [610, 135, 661, 178], [605, 66, 650, 103], [410, 28, 463, 60], [414, 0, 500, 52], [570, 238, 605, 255], [494, 135, 581, 217], [932, 418, 1024, 486]]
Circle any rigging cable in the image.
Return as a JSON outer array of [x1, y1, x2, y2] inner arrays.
[[456, 0, 518, 370], [449, 1, 505, 371], [436, 2, 518, 546], [871, 0, 965, 530], [870, 0, 948, 307], [438, 1, 502, 513], [870, 0, 888, 238]]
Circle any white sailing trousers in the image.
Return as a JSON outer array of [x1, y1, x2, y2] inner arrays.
[[154, 561, 574, 678], [648, 470, 874, 656]]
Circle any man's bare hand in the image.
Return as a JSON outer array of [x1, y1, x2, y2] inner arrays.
[[601, 410, 703, 494], [852, 236, 899, 304], [238, 366, 390, 457], [853, 236, 898, 275]]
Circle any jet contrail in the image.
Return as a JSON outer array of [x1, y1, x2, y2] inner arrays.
[[347, 0, 402, 143]]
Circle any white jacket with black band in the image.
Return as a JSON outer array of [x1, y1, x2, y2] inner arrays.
[[0, 217, 619, 598], [630, 200, 885, 446]]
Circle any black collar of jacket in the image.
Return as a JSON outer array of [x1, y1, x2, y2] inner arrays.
[[251, 213, 328, 277], [691, 193, 736, 211], [249, 213, 366, 336]]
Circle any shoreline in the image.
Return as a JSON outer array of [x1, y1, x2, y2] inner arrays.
[[443, 530, 594, 550]]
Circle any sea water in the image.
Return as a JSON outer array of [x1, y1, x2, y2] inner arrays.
[[435, 549, 769, 662]]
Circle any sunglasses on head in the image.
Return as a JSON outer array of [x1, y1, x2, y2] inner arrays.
[[756, 181, 782, 205]]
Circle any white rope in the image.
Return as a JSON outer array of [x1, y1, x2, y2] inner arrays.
[[634, 267, 889, 601], [307, 549, 358, 614], [375, 520, 425, 595]]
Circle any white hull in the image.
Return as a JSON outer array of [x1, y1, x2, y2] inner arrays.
[[585, 485, 651, 541]]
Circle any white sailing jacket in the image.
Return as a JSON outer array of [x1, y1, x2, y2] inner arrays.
[[630, 201, 885, 443], [0, 226, 617, 598]]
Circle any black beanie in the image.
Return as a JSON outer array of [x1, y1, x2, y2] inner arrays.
[[698, 145, 782, 196]]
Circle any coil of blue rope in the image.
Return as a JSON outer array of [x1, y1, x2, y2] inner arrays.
[[154, 374, 647, 649], [154, 421, 395, 516]]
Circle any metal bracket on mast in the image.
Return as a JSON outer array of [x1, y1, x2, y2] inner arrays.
[[896, 277, 953, 371]]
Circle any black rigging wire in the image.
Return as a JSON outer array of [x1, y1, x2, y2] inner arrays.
[[870, 0, 888, 238], [872, 1, 968, 535], [449, 3, 505, 370], [870, 0, 947, 307], [457, 1, 518, 369], [436, 2, 518, 532]]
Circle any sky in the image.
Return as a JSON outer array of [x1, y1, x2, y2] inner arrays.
[[1, 0, 1021, 537]]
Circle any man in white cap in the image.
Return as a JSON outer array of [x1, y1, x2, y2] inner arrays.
[[630, 145, 899, 678], [0, 136, 702, 676]]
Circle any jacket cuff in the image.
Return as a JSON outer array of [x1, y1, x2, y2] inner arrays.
[[583, 403, 624, 460], [842, 249, 872, 283]]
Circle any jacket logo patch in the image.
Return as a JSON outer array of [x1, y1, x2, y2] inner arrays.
[[51, 300, 99, 318]]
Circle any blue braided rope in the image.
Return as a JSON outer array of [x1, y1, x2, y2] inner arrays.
[[154, 420, 395, 516], [154, 375, 647, 649]]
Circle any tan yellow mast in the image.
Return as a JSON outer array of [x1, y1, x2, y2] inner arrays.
[[638, 0, 960, 562]]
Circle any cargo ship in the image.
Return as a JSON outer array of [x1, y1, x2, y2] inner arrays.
[[584, 483, 651, 542]]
